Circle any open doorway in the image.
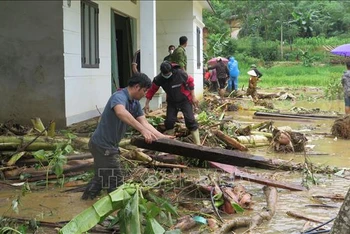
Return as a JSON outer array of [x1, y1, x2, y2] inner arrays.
[[111, 11, 134, 92]]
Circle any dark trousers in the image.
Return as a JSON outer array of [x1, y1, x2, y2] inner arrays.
[[164, 100, 198, 131], [210, 81, 218, 92], [83, 140, 124, 198]]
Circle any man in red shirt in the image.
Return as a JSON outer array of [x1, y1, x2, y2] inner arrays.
[[144, 61, 200, 145]]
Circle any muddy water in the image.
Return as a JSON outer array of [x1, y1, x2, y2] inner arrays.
[[225, 97, 350, 233], [0, 188, 94, 223], [1, 97, 349, 233]]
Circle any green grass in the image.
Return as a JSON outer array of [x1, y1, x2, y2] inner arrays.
[[238, 63, 345, 89]]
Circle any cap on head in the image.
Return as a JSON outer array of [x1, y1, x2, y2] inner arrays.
[[160, 61, 172, 75], [247, 70, 257, 77], [216, 57, 222, 62], [251, 64, 257, 68]]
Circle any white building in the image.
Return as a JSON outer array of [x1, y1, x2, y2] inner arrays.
[[0, 0, 213, 127]]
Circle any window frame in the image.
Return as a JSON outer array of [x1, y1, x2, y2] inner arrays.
[[81, 0, 100, 68], [196, 27, 201, 69]]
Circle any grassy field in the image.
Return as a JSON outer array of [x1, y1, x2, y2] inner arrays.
[[238, 63, 345, 89]]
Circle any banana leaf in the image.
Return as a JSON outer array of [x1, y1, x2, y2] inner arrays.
[[59, 184, 132, 234], [144, 218, 165, 234], [60, 184, 169, 234]]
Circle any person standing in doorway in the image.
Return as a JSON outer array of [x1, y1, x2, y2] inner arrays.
[[341, 61, 350, 115], [131, 49, 141, 74], [164, 45, 175, 62], [144, 61, 201, 145], [82, 73, 171, 200], [170, 36, 188, 70]]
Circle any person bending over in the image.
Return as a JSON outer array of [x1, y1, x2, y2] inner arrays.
[[144, 61, 200, 145], [82, 73, 171, 200]]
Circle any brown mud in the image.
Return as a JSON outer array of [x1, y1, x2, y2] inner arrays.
[[1, 87, 350, 233]]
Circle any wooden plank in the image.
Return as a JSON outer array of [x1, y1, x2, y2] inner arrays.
[[131, 137, 306, 191], [209, 162, 306, 191], [254, 111, 339, 119], [131, 137, 276, 169], [253, 115, 313, 122], [130, 137, 301, 171]]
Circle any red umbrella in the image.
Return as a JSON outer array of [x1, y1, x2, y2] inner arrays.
[[207, 57, 229, 66]]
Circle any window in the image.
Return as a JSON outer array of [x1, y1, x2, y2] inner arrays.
[[81, 0, 99, 68], [196, 27, 201, 69]]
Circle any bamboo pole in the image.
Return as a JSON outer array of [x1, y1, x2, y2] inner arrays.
[[236, 135, 269, 145], [47, 121, 56, 137], [0, 136, 90, 151], [212, 130, 248, 151], [31, 117, 47, 136], [250, 131, 273, 138]]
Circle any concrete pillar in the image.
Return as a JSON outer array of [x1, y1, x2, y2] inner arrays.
[[140, 0, 156, 77], [140, 0, 164, 111]]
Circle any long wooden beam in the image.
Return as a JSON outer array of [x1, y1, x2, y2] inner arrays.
[[130, 137, 301, 171], [131, 137, 306, 191], [209, 162, 305, 191], [254, 111, 339, 119]]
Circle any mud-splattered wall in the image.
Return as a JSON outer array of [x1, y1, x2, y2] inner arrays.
[[0, 1, 65, 127]]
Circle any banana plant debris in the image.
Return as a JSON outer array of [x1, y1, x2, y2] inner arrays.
[[0, 88, 349, 234]]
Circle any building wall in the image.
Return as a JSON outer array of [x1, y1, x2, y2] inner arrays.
[[192, 1, 206, 100], [156, 0, 204, 100], [63, 0, 138, 125], [0, 1, 65, 127], [63, 0, 206, 125]]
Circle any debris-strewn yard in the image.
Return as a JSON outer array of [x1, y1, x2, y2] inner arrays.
[[1, 87, 350, 234]]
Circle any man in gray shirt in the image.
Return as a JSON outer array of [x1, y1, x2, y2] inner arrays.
[[82, 73, 170, 200]]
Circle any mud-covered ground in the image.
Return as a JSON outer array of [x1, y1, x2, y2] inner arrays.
[[1, 87, 349, 234]]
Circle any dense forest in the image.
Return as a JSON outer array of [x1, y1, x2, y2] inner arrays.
[[203, 0, 350, 64]]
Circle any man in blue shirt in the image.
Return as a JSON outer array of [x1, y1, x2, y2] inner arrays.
[[227, 56, 240, 92], [82, 73, 170, 200]]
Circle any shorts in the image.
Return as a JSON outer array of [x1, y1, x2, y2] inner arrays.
[[345, 96, 350, 107]]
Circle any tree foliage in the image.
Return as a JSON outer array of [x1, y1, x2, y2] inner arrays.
[[203, 0, 350, 62]]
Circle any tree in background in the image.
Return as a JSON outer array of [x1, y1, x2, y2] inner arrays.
[[203, 0, 350, 62]]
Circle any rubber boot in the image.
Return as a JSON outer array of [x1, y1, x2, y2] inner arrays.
[[191, 129, 201, 145], [81, 180, 102, 200]]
